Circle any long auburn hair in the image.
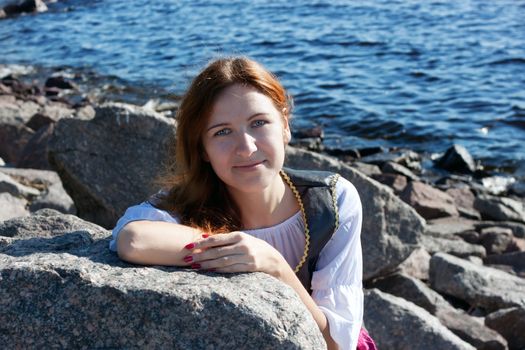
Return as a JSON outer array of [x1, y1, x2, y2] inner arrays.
[[152, 56, 293, 234]]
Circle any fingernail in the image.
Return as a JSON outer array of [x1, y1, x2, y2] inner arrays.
[[183, 255, 193, 263], [202, 234, 209, 238], [184, 243, 195, 249], [191, 263, 201, 269]]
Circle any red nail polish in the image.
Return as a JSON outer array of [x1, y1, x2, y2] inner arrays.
[[184, 243, 195, 249], [202, 234, 209, 238], [183, 255, 193, 263], [191, 263, 201, 269]]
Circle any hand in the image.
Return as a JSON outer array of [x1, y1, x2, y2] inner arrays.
[[183, 231, 287, 278]]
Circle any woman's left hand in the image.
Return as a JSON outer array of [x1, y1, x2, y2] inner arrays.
[[183, 231, 288, 278]]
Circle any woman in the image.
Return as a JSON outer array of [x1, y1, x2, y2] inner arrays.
[[109, 57, 375, 350]]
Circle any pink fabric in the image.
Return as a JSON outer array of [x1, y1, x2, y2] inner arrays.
[[356, 327, 377, 350]]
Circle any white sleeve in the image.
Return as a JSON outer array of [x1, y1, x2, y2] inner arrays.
[[108, 201, 181, 252], [310, 176, 363, 350]]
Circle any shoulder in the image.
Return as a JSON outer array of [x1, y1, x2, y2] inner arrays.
[[335, 176, 362, 225], [282, 167, 338, 187]]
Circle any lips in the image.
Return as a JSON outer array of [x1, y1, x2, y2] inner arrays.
[[233, 160, 265, 168]]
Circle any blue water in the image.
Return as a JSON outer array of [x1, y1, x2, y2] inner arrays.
[[1, 0, 525, 171]]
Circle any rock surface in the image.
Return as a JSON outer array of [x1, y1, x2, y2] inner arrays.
[[48, 103, 175, 228], [369, 273, 507, 350], [429, 253, 525, 312], [400, 181, 459, 219], [364, 289, 475, 350], [0, 167, 75, 218], [285, 147, 425, 281], [436, 144, 476, 173], [485, 307, 525, 350], [0, 211, 326, 349], [474, 194, 525, 223]]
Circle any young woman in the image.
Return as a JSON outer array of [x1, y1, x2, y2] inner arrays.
[[109, 57, 375, 350]]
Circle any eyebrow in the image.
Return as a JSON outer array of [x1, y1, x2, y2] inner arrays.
[[206, 112, 268, 132]]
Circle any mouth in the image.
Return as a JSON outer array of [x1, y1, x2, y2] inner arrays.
[[233, 160, 265, 169]]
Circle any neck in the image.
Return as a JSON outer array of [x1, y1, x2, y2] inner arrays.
[[228, 172, 299, 229]]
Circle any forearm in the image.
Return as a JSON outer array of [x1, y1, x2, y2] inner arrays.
[[276, 264, 340, 350], [116, 220, 203, 266]]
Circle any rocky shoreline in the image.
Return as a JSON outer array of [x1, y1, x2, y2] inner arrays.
[[1, 63, 524, 349]]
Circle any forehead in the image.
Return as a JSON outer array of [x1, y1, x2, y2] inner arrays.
[[209, 84, 277, 120]]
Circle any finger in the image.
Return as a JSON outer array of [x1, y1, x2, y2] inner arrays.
[[191, 244, 240, 263], [213, 263, 254, 273], [186, 232, 242, 251], [194, 254, 247, 270]]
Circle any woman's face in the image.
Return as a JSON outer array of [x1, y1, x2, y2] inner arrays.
[[202, 83, 291, 195]]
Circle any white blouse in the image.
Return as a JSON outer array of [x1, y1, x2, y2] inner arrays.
[[109, 176, 363, 350]]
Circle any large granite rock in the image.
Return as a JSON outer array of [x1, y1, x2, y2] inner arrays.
[[285, 147, 425, 281], [420, 235, 486, 258], [474, 194, 525, 223], [485, 307, 525, 350], [0, 95, 38, 164], [0, 211, 326, 349], [48, 103, 175, 228], [0, 192, 28, 221], [429, 253, 525, 312], [364, 289, 475, 350], [369, 273, 507, 350], [0, 167, 75, 218], [400, 181, 459, 219]]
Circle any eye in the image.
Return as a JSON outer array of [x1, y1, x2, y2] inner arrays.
[[214, 128, 231, 136], [252, 120, 268, 128]]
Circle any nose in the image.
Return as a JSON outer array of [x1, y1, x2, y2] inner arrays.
[[235, 131, 257, 157]]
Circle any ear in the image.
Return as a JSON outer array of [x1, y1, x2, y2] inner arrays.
[[283, 118, 291, 144], [202, 150, 210, 162]]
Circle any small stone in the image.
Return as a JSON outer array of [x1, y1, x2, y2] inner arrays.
[[400, 181, 459, 219], [474, 194, 525, 223], [396, 247, 431, 280], [350, 162, 381, 177], [479, 227, 515, 255], [372, 173, 407, 193], [435, 144, 476, 173], [429, 252, 525, 312], [485, 307, 525, 350], [381, 161, 419, 181]]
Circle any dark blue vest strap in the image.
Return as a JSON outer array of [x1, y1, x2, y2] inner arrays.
[[283, 167, 339, 294]]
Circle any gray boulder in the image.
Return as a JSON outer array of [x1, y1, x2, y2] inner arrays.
[[425, 216, 477, 237], [369, 273, 507, 350], [479, 226, 516, 255], [0, 95, 38, 164], [400, 181, 459, 219], [0, 211, 326, 349], [476, 221, 525, 238], [484, 251, 525, 277], [48, 103, 175, 228], [395, 247, 431, 280], [429, 253, 525, 312], [0, 167, 75, 216], [0, 171, 40, 197], [485, 307, 525, 350], [420, 235, 486, 258], [381, 161, 419, 181], [364, 289, 475, 350], [474, 194, 525, 223], [285, 147, 425, 281], [445, 187, 480, 220], [0, 192, 28, 221], [435, 144, 476, 173]]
